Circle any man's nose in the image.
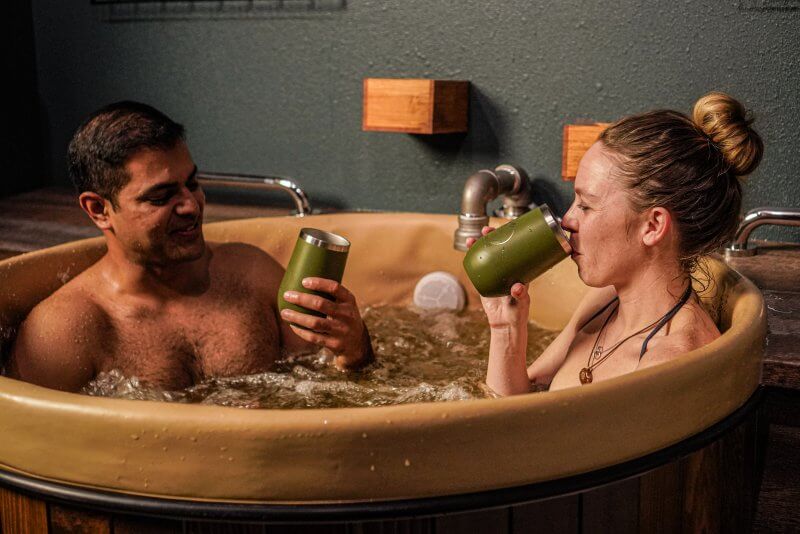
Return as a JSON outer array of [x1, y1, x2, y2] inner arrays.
[[175, 187, 202, 216]]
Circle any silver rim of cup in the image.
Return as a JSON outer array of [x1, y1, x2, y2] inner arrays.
[[300, 228, 350, 252], [540, 205, 573, 255]]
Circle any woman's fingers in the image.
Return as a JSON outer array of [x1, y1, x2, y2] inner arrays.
[[481, 226, 496, 236]]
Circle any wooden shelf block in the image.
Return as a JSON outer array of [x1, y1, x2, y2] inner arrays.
[[362, 78, 469, 134], [562, 123, 611, 181]]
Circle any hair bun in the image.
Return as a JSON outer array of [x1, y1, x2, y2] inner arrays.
[[692, 92, 764, 177]]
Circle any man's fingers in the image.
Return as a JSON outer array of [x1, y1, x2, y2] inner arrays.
[[280, 308, 336, 333], [283, 290, 338, 316], [301, 277, 355, 303], [288, 325, 345, 352]]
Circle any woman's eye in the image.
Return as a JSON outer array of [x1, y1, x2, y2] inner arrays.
[[577, 204, 590, 211]]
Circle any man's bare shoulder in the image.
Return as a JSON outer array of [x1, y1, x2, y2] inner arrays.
[[207, 241, 285, 286], [7, 266, 108, 391]]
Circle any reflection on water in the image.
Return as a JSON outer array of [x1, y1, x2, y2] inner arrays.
[[83, 306, 557, 408]]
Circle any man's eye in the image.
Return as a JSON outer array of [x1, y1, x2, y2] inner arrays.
[[187, 180, 199, 191], [148, 196, 170, 205]]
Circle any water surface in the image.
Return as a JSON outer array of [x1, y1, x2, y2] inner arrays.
[[84, 306, 557, 408]]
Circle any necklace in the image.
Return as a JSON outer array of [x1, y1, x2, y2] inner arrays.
[[579, 284, 693, 385]]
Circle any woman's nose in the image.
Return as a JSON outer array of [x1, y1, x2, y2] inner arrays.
[[561, 206, 578, 233]]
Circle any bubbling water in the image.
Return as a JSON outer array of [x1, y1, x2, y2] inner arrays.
[[83, 306, 557, 408]]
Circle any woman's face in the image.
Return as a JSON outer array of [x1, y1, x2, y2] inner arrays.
[[561, 142, 644, 287]]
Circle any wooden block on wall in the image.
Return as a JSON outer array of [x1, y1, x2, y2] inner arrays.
[[562, 123, 610, 180], [363, 78, 469, 134]]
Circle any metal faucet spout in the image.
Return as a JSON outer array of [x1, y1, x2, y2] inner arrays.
[[724, 207, 800, 257], [197, 171, 312, 216]]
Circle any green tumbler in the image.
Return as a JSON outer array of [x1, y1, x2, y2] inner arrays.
[[278, 228, 350, 323], [463, 204, 572, 297]]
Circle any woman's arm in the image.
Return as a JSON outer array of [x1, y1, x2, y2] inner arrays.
[[485, 282, 532, 396]]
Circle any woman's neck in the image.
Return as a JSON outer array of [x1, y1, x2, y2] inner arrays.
[[612, 257, 689, 333]]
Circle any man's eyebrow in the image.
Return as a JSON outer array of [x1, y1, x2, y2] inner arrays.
[[138, 166, 199, 198]]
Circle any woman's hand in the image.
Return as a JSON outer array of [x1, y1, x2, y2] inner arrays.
[[468, 226, 531, 396], [280, 278, 373, 370], [466, 226, 531, 331]]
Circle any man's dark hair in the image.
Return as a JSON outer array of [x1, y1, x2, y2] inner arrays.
[[67, 101, 185, 207]]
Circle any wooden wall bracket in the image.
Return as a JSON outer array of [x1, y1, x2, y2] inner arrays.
[[362, 78, 469, 134]]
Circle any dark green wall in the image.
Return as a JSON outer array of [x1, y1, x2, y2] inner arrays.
[[31, 1, 799, 240], [2, 0, 43, 197]]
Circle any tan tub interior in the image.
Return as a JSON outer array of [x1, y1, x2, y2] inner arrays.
[[0, 213, 765, 504]]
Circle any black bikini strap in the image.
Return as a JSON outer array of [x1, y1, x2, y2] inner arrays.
[[639, 284, 693, 359], [579, 296, 619, 331]]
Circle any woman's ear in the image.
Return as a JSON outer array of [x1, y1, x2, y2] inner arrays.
[[641, 207, 672, 247], [78, 192, 113, 231]]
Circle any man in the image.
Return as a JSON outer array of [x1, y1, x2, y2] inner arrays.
[[7, 101, 372, 392]]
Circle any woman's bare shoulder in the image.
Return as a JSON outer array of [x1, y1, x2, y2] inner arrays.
[[638, 302, 720, 369]]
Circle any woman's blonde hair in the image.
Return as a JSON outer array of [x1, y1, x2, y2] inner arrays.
[[599, 91, 764, 272]]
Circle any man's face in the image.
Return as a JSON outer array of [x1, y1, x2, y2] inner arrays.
[[107, 141, 206, 267]]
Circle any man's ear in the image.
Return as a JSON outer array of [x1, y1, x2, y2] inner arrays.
[[641, 207, 672, 247], [78, 192, 113, 231]]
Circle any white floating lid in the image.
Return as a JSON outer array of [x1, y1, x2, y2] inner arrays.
[[413, 271, 467, 312]]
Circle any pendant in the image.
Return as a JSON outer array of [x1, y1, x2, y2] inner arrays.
[[579, 367, 593, 384], [593, 346, 603, 359]]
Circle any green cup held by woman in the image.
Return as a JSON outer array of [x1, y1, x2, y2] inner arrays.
[[278, 228, 350, 325], [463, 204, 572, 297]]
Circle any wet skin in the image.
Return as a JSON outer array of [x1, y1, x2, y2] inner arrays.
[[471, 142, 720, 395], [7, 142, 370, 392]]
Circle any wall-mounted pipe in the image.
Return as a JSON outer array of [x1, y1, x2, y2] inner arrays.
[[197, 172, 312, 216]]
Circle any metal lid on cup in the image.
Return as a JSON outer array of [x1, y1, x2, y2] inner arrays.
[[540, 205, 572, 255], [300, 228, 350, 252]]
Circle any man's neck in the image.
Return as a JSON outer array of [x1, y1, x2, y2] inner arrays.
[[100, 244, 211, 300], [612, 255, 689, 334]]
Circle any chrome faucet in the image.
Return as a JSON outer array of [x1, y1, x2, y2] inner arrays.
[[197, 171, 312, 216], [453, 165, 533, 251], [724, 207, 800, 257]]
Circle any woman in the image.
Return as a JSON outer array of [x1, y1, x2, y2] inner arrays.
[[471, 92, 764, 394]]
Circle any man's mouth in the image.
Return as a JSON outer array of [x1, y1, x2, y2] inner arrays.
[[171, 220, 201, 237]]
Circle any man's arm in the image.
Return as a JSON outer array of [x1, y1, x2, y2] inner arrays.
[[6, 297, 101, 392]]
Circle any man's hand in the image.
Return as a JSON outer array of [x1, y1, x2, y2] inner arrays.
[[280, 277, 373, 370]]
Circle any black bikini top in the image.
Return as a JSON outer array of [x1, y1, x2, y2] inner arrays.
[[578, 284, 693, 359]]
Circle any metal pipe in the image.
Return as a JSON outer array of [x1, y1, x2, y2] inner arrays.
[[197, 171, 312, 216], [453, 165, 532, 251], [724, 207, 800, 257]]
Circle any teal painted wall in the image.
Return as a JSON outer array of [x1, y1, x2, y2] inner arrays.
[[31, 1, 799, 241]]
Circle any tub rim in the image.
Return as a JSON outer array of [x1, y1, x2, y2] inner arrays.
[[0, 213, 766, 503], [0, 387, 763, 521]]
